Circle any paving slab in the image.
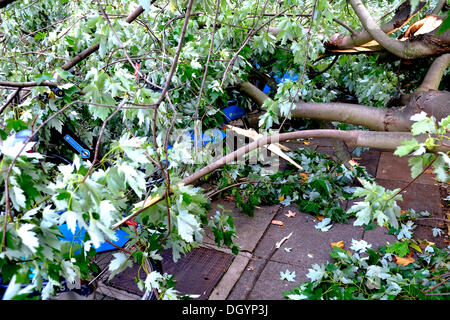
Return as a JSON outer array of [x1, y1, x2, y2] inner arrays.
[[376, 178, 442, 216], [228, 205, 397, 300], [204, 200, 281, 253], [208, 252, 252, 300], [245, 260, 307, 300], [355, 149, 381, 177], [254, 206, 396, 263], [376, 152, 437, 185]]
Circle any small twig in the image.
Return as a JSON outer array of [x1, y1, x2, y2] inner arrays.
[[387, 154, 439, 202], [193, 0, 220, 155], [311, 55, 339, 77], [333, 18, 357, 35], [0, 80, 57, 88], [151, 0, 195, 177], [82, 101, 126, 183], [279, 0, 319, 132], [0, 88, 20, 115], [220, 0, 270, 86], [424, 276, 450, 294]]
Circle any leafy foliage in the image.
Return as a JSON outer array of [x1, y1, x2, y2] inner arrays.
[[0, 0, 448, 300], [217, 147, 372, 222], [284, 244, 449, 300], [394, 112, 450, 183]]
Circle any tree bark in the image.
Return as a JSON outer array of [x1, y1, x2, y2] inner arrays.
[[415, 53, 450, 93], [325, 1, 426, 50], [239, 81, 450, 132], [346, 0, 450, 59]]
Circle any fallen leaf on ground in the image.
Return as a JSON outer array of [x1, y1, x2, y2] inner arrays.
[[395, 255, 415, 266], [307, 253, 314, 258], [303, 141, 311, 145], [278, 195, 285, 201], [299, 173, 309, 180], [280, 269, 296, 282], [284, 210, 296, 218], [316, 215, 325, 221], [271, 220, 285, 226], [348, 159, 359, 166], [330, 241, 344, 249]]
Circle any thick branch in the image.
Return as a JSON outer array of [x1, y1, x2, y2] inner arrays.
[[347, 0, 450, 59], [113, 129, 448, 229], [415, 53, 450, 93], [60, 42, 100, 71], [239, 81, 410, 131], [325, 1, 425, 50], [239, 81, 450, 132], [348, 0, 411, 58], [125, 5, 145, 23]]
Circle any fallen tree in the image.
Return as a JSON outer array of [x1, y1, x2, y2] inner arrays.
[[0, 0, 449, 300]]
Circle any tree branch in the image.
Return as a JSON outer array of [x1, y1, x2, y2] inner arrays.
[[113, 128, 448, 230], [60, 4, 147, 72], [333, 18, 357, 36], [325, 1, 426, 50], [0, 88, 20, 115], [239, 81, 411, 132], [239, 81, 450, 132], [125, 5, 145, 23], [347, 0, 410, 58], [415, 53, 450, 93], [432, 0, 446, 15], [0, 80, 58, 88]]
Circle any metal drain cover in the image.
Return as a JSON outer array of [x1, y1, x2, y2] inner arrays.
[[162, 247, 234, 300], [104, 247, 233, 299]]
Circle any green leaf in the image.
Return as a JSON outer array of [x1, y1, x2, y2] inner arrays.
[[437, 14, 450, 35], [5, 119, 27, 131], [139, 0, 152, 10], [177, 209, 201, 243], [394, 139, 420, 157], [385, 241, 410, 257], [108, 252, 133, 280], [410, 117, 437, 136], [409, 0, 420, 15], [34, 73, 55, 85], [408, 154, 434, 179], [306, 264, 326, 283], [17, 224, 39, 253]]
